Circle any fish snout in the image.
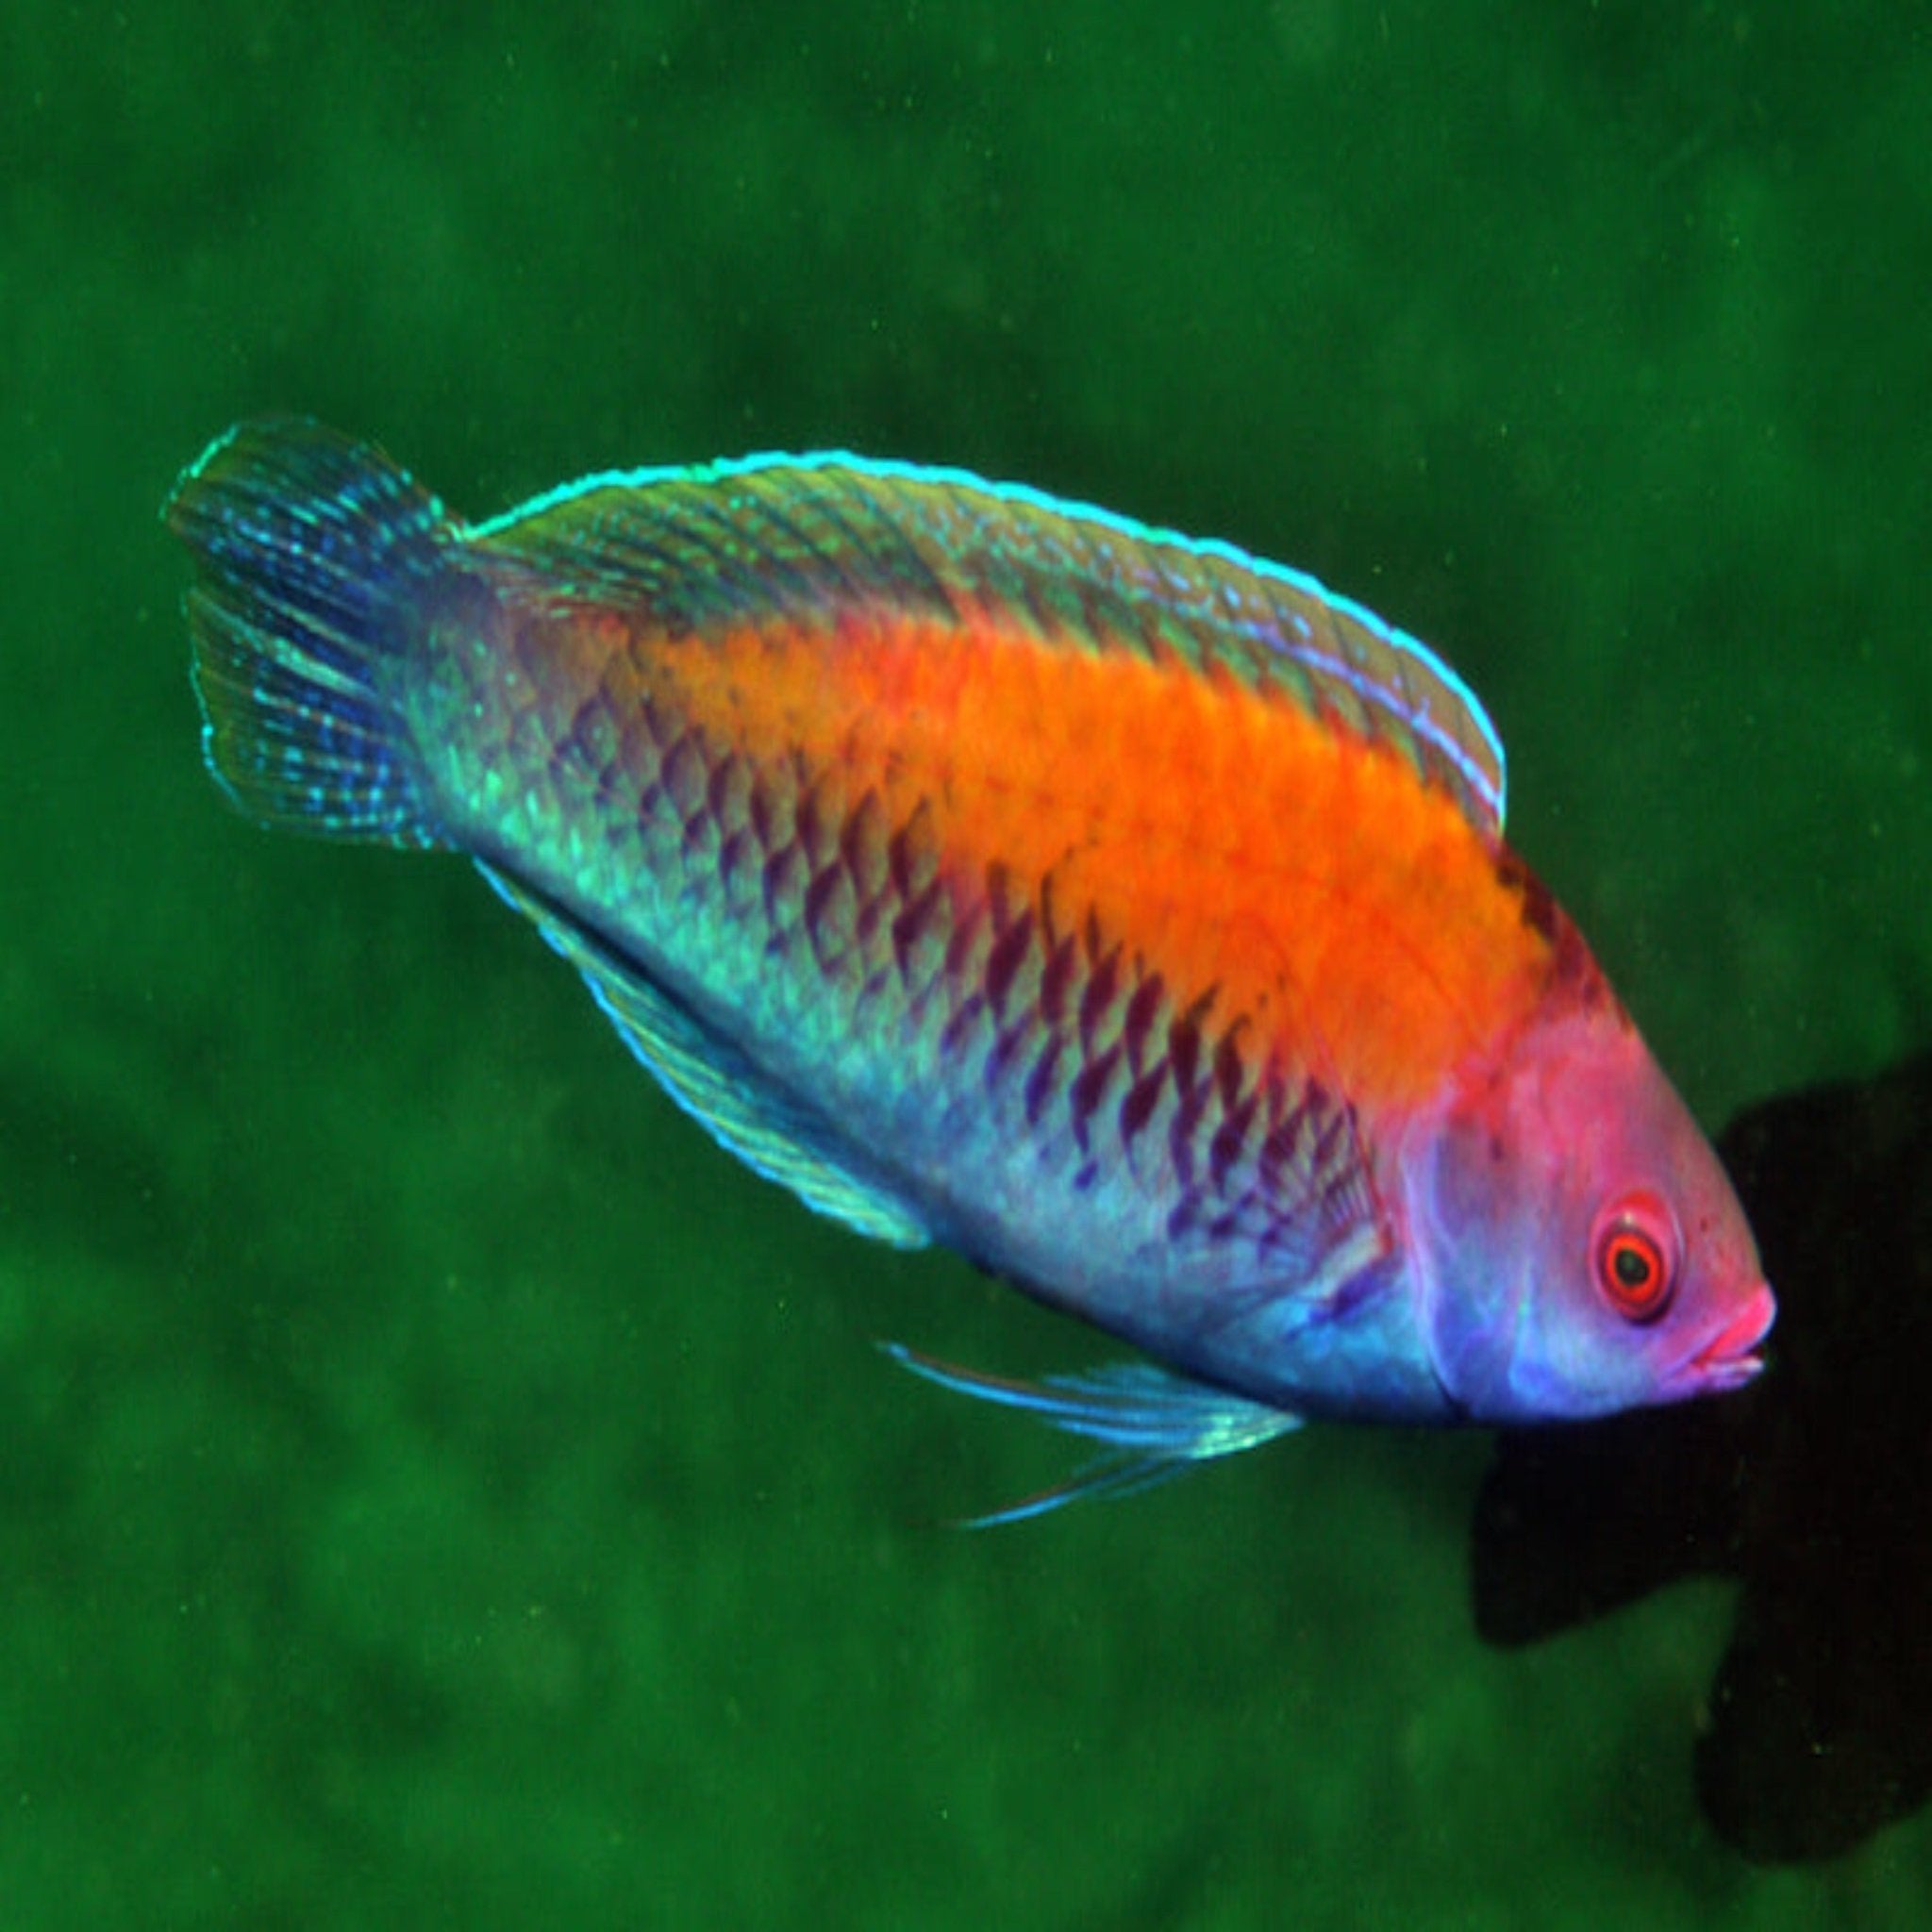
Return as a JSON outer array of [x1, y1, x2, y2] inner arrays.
[[1673, 1281, 1776, 1395]]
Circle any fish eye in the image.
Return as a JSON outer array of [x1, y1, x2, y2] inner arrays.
[[1590, 1191, 1679, 1324]]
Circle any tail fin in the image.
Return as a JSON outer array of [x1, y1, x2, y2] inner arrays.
[[164, 417, 458, 846]]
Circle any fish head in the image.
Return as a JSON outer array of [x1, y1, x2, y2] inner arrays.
[[1407, 986, 1774, 1424]]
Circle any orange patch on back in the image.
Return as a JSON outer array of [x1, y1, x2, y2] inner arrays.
[[651, 606, 1554, 1113]]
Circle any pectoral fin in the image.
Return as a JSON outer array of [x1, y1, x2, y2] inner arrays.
[[882, 1341, 1301, 1526]]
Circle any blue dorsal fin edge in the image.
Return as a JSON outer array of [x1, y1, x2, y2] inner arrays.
[[880, 1341, 1303, 1526]]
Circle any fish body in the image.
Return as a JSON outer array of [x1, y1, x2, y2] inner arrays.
[[168, 420, 1773, 1506]]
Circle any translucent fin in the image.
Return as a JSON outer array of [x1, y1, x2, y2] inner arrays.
[[475, 452, 1506, 834], [881, 1341, 1302, 1526], [164, 417, 460, 846], [475, 864, 932, 1250]]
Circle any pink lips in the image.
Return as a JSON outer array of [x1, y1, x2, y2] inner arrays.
[[1681, 1282, 1777, 1391]]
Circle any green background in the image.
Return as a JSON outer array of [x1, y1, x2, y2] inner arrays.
[[6, 1, 1929, 1924]]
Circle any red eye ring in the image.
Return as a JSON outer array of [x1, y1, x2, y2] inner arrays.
[[1591, 1197, 1679, 1324]]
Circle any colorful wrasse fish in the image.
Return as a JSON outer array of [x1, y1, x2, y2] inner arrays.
[[166, 419, 1774, 1521]]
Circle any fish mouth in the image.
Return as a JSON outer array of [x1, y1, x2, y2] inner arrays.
[[1674, 1282, 1777, 1393]]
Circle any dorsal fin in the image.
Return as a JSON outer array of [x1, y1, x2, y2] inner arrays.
[[473, 455, 1507, 836]]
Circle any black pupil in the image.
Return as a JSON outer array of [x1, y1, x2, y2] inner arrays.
[[1613, 1241, 1654, 1291]]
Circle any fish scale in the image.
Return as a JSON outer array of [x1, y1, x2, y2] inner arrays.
[[501, 609, 1331, 1342], [166, 418, 1774, 1515]]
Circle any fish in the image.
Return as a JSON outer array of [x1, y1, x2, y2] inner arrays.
[[165, 417, 1774, 1521]]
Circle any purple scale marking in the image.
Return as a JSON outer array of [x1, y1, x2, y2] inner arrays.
[[890, 879, 944, 983], [1077, 946, 1121, 1054], [1068, 1040, 1124, 1156], [1023, 1031, 1064, 1129], [1117, 1067, 1167, 1150], [939, 989, 987, 1060], [983, 909, 1035, 1018], [1121, 972, 1165, 1073], [1038, 933, 1078, 1028]]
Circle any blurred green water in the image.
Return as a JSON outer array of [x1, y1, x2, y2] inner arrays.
[[3, 1, 1929, 1924]]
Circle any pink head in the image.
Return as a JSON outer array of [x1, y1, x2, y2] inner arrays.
[[1403, 969, 1774, 1425]]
